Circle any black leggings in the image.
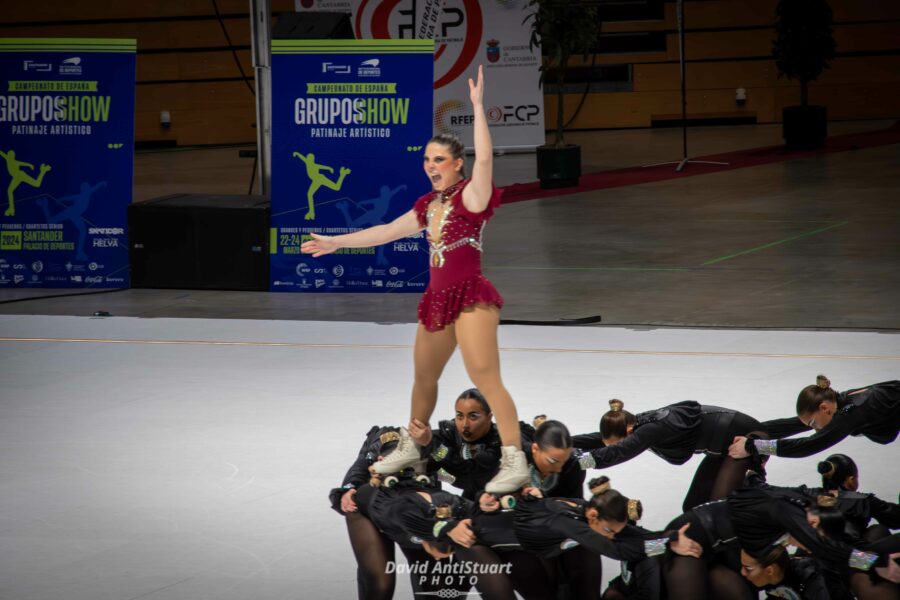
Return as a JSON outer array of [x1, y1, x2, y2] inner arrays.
[[682, 454, 754, 512], [558, 546, 604, 600], [345, 511, 472, 599], [683, 414, 766, 512], [664, 509, 753, 600], [345, 511, 395, 600], [850, 525, 900, 600], [664, 556, 754, 600], [453, 544, 560, 600]]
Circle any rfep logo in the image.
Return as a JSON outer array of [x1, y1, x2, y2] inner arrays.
[[434, 100, 469, 135]]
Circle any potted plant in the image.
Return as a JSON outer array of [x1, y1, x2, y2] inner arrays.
[[525, 0, 599, 188], [773, 0, 836, 150]]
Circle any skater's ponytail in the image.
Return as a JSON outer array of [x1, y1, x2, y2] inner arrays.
[[811, 495, 847, 540], [456, 388, 490, 414], [796, 374, 837, 416], [428, 133, 466, 178], [587, 476, 642, 523], [600, 399, 636, 441], [533, 419, 572, 450], [817, 454, 857, 491]]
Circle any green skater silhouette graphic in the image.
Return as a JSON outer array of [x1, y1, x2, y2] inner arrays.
[[292, 151, 350, 221], [1, 149, 52, 217]]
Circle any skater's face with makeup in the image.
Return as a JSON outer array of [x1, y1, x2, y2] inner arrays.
[[740, 550, 783, 587], [423, 142, 463, 192], [798, 399, 836, 432], [455, 397, 492, 442], [530, 443, 572, 476], [585, 510, 627, 540]]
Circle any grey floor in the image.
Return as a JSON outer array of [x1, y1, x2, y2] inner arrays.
[[1, 315, 898, 600], [1, 120, 899, 329], [1, 122, 899, 600]]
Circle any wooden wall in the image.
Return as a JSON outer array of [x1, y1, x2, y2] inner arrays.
[[3, 0, 898, 144], [551, 0, 900, 130], [1, 0, 292, 146]]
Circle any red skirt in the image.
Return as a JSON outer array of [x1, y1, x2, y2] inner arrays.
[[417, 274, 504, 332]]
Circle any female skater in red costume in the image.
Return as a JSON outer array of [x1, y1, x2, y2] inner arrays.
[[301, 65, 529, 493]]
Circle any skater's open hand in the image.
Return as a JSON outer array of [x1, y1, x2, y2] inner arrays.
[[875, 553, 900, 583], [408, 419, 432, 446], [301, 233, 339, 257], [448, 519, 476, 547], [522, 486, 543, 499], [340, 489, 358, 513], [728, 436, 750, 459], [479, 493, 500, 512], [671, 524, 703, 558]]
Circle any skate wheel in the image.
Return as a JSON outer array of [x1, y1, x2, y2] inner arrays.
[[384, 475, 399, 487], [500, 495, 516, 510], [415, 474, 430, 485]]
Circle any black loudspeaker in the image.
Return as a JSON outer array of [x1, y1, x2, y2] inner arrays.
[[273, 12, 355, 39], [129, 194, 270, 291]]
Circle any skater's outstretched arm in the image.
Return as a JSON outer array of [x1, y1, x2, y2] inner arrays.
[[584, 422, 665, 469], [301, 208, 421, 257], [461, 65, 493, 215]]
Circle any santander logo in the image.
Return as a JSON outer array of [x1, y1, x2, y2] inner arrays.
[[354, 0, 483, 90]]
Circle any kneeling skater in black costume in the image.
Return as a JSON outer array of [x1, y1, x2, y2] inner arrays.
[[744, 460, 900, 600], [664, 475, 900, 600], [511, 476, 702, 599], [330, 426, 470, 599], [579, 398, 765, 511], [810, 454, 900, 539], [739, 542, 831, 600], [409, 388, 536, 500], [521, 418, 588, 499]]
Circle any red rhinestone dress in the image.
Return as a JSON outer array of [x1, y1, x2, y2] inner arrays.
[[412, 178, 504, 332]]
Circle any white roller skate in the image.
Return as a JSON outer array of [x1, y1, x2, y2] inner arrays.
[[484, 445, 530, 494], [369, 427, 423, 484]]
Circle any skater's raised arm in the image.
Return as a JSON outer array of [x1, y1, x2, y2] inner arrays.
[[301, 208, 422, 258], [461, 65, 494, 215]]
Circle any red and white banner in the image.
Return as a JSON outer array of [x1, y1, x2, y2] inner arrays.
[[296, 0, 545, 149]]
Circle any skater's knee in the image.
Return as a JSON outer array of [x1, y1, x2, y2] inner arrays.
[[413, 368, 440, 388], [467, 368, 503, 394]]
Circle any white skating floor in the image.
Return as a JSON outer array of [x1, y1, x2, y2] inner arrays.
[[1, 315, 898, 600]]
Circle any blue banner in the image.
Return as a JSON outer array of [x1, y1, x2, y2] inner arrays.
[[270, 39, 433, 292], [0, 38, 135, 289]]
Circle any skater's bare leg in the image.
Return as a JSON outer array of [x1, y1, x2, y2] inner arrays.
[[411, 323, 457, 426], [455, 305, 521, 449]]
